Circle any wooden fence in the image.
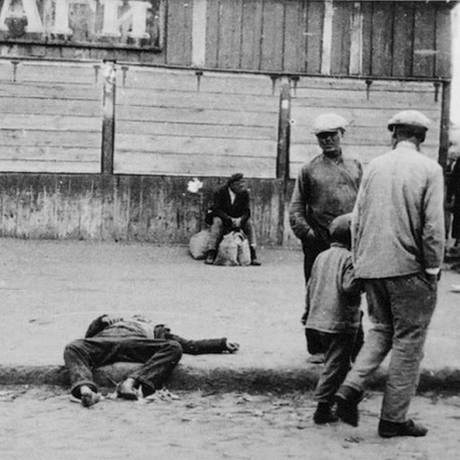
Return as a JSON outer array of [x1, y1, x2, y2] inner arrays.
[[0, 58, 450, 245]]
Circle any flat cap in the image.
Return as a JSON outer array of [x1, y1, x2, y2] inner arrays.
[[313, 113, 348, 135], [387, 110, 431, 131], [329, 213, 352, 247], [227, 172, 244, 185]]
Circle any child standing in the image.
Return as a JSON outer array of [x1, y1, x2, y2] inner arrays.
[[302, 213, 363, 424]]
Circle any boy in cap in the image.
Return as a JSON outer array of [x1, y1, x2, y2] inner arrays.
[[302, 213, 363, 424], [204, 173, 261, 265], [335, 110, 444, 437], [289, 113, 362, 283]]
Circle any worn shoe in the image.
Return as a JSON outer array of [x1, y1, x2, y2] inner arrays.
[[335, 386, 362, 427], [313, 403, 338, 425], [250, 258, 261, 266], [117, 378, 139, 400], [378, 419, 428, 438]]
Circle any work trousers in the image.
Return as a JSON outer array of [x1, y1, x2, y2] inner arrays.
[[342, 273, 437, 423], [64, 337, 183, 398], [301, 231, 329, 283], [207, 216, 257, 251], [313, 331, 358, 404]]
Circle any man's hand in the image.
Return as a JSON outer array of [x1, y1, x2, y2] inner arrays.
[[225, 340, 240, 353], [231, 217, 242, 229]]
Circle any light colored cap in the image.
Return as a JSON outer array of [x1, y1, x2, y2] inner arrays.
[[387, 110, 431, 131], [313, 113, 348, 135]]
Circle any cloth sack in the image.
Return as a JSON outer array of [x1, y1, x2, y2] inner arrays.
[[214, 231, 251, 266], [189, 229, 211, 260]]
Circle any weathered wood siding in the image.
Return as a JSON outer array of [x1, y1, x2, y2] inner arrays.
[[114, 66, 279, 177], [0, 60, 102, 173], [203, 0, 453, 78], [0, 174, 285, 245], [290, 78, 442, 177], [0, 1, 453, 78]]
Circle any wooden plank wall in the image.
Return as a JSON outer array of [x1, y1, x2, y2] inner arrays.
[[0, 60, 102, 173], [290, 78, 442, 177], [204, 0, 452, 78], [114, 66, 279, 177], [0, 174, 284, 245]]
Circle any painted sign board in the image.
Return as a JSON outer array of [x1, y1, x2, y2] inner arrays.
[[0, 0, 162, 50]]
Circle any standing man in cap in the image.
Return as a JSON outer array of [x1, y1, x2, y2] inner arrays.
[[289, 113, 363, 283], [335, 110, 445, 438], [204, 173, 261, 265]]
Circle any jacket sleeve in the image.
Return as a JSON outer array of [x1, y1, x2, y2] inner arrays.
[[212, 190, 232, 226], [289, 168, 311, 241], [341, 255, 362, 296], [167, 334, 228, 354], [422, 165, 446, 269]]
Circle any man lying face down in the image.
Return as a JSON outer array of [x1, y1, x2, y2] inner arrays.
[[64, 314, 239, 407]]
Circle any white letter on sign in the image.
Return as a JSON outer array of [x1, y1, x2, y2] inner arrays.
[[0, 0, 44, 33], [100, 0, 150, 39]]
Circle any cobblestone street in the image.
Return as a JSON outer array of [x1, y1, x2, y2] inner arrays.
[[1, 386, 459, 460]]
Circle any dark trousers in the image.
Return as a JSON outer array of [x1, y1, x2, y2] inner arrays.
[[313, 331, 358, 404], [64, 337, 183, 398], [302, 232, 329, 283]]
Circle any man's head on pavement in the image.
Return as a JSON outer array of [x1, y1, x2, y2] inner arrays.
[[329, 213, 352, 249], [387, 110, 431, 149], [227, 172, 246, 194], [313, 113, 348, 157]]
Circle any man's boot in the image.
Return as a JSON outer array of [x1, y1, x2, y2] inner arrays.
[[378, 419, 428, 438], [250, 246, 261, 266], [335, 385, 362, 427], [313, 402, 338, 424], [204, 250, 216, 265]]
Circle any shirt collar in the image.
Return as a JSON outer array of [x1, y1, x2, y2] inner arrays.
[[228, 187, 236, 203], [394, 140, 418, 151]]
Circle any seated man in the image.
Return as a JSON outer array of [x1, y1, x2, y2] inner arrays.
[[205, 173, 261, 266], [64, 314, 239, 407]]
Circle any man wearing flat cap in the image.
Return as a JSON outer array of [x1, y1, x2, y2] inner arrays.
[[204, 173, 260, 265], [289, 112, 363, 283], [335, 110, 445, 438]]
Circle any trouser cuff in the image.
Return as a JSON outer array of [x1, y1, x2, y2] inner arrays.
[[71, 380, 98, 399]]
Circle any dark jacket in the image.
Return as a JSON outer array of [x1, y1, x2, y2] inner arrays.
[[447, 158, 460, 238], [206, 186, 250, 227], [85, 316, 228, 355]]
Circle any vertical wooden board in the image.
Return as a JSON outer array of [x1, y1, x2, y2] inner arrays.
[[392, 2, 414, 77], [283, 0, 305, 72], [361, 1, 373, 76], [0, 61, 13, 81], [330, 1, 352, 75], [205, 0, 220, 67], [305, 0, 324, 74], [127, 176, 146, 241], [166, 0, 193, 65], [240, 0, 264, 70], [100, 175, 116, 241], [371, 2, 394, 77], [217, 0, 243, 69], [260, 0, 285, 71], [192, 0, 208, 66], [413, 3, 436, 77], [112, 176, 131, 241], [435, 4, 452, 78]]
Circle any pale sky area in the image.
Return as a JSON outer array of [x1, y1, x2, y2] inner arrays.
[[452, 4, 460, 125]]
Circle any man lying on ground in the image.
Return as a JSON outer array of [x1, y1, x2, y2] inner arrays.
[[64, 314, 239, 407]]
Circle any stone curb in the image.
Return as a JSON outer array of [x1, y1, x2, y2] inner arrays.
[[1, 364, 459, 394]]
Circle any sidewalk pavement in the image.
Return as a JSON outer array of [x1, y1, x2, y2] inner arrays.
[[0, 238, 459, 393]]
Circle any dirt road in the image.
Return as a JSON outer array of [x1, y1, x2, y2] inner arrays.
[[1, 386, 459, 460]]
